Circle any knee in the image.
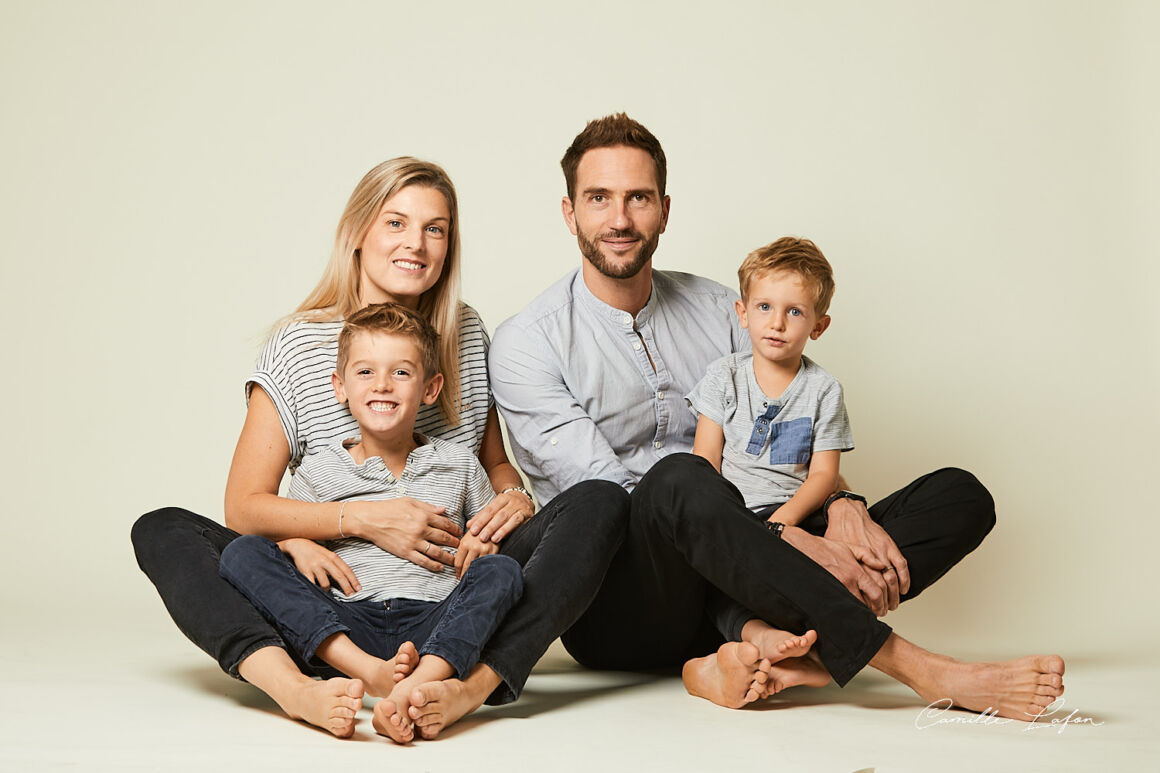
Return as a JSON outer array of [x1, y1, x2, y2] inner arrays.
[[559, 478, 631, 534], [131, 507, 199, 570], [637, 453, 713, 496], [218, 534, 275, 582], [932, 467, 996, 542], [469, 554, 524, 599]]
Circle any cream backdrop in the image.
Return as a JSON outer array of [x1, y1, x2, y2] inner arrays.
[[2, 1, 1156, 661]]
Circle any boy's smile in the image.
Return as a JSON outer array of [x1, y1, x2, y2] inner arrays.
[[736, 269, 831, 373], [332, 330, 443, 452]]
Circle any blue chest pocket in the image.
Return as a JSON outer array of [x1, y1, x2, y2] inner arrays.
[[767, 417, 813, 465]]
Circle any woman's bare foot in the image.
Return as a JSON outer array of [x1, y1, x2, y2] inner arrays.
[[372, 655, 455, 744], [682, 641, 771, 709], [911, 654, 1066, 721], [407, 677, 487, 739], [280, 677, 366, 738], [742, 621, 818, 665]]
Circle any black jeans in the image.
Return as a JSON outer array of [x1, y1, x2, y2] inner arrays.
[[132, 479, 628, 704], [562, 454, 994, 686]]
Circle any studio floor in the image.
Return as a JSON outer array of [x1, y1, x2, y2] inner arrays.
[[2, 617, 1155, 772]]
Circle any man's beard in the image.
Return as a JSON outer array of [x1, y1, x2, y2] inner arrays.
[[577, 226, 660, 280]]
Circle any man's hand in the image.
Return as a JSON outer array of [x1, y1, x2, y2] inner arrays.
[[467, 489, 534, 544], [454, 533, 500, 579], [277, 538, 361, 596], [823, 497, 910, 611], [781, 526, 891, 616]]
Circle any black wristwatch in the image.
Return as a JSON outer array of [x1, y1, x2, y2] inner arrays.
[[823, 490, 867, 522], [765, 520, 785, 539]]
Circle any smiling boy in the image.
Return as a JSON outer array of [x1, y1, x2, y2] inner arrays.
[[219, 303, 523, 744]]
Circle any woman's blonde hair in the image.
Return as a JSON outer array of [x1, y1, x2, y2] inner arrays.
[[293, 157, 463, 423]]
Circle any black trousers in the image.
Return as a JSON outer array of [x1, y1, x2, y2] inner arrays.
[[562, 454, 995, 686], [131, 479, 629, 705]]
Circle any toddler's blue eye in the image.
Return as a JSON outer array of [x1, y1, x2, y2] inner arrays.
[[757, 303, 770, 312], [789, 308, 803, 317]]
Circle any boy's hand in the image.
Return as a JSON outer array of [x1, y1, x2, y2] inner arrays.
[[454, 533, 500, 579], [823, 498, 910, 610], [467, 489, 534, 544], [277, 538, 361, 597]]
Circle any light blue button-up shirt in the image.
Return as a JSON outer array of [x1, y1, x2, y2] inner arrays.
[[490, 268, 749, 503]]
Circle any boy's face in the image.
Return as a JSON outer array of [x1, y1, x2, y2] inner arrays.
[[736, 269, 831, 369], [332, 331, 443, 441]]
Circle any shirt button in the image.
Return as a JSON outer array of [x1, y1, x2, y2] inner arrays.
[[654, 441, 662, 449], [656, 391, 665, 400], [550, 437, 559, 445], [622, 314, 632, 324], [399, 486, 406, 494], [633, 342, 642, 351]]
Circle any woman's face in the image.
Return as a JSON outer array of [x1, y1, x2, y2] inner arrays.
[[357, 185, 451, 309]]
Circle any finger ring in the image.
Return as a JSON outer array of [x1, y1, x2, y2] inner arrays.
[[423, 541, 431, 554]]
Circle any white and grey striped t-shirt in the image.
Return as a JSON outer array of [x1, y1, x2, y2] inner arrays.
[[290, 435, 495, 603], [247, 303, 492, 472]]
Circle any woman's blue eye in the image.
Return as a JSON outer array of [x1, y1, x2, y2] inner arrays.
[[426, 225, 444, 235], [387, 220, 403, 228]]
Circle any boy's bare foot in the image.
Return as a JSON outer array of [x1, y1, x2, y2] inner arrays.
[[362, 641, 418, 698], [911, 654, 1065, 721], [742, 621, 818, 666], [682, 641, 771, 709], [372, 655, 455, 744], [764, 655, 833, 696], [280, 677, 365, 738], [407, 678, 488, 739]]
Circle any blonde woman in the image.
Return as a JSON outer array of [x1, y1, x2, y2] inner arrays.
[[133, 157, 628, 738]]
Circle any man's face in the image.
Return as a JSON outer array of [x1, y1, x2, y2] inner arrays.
[[562, 145, 670, 280]]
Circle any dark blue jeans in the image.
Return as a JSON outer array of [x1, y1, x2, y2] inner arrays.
[[219, 535, 522, 680]]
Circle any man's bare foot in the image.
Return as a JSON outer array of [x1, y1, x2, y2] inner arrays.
[[682, 641, 771, 709], [361, 641, 418, 698], [911, 654, 1065, 721], [279, 677, 365, 738], [764, 655, 833, 696], [742, 621, 818, 666], [407, 678, 488, 739]]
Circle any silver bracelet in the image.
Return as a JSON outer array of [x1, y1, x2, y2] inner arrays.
[[338, 501, 347, 538], [500, 486, 533, 503]]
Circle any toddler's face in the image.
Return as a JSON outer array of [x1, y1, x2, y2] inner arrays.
[[736, 270, 830, 369]]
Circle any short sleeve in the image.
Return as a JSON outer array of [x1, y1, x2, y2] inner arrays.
[[685, 356, 734, 427], [812, 378, 854, 453], [246, 325, 301, 460]]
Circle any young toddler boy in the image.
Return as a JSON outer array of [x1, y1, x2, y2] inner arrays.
[[219, 303, 522, 744], [680, 236, 852, 706]]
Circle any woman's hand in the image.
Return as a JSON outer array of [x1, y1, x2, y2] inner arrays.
[[466, 489, 534, 544], [346, 498, 463, 573], [277, 538, 361, 596], [454, 532, 500, 579]]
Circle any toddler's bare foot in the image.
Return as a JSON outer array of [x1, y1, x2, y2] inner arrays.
[[407, 678, 488, 739], [682, 641, 771, 709], [764, 655, 833, 696], [913, 654, 1065, 721], [280, 677, 365, 738], [743, 621, 818, 665], [363, 641, 418, 698]]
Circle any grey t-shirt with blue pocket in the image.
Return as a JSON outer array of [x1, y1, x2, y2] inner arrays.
[[686, 352, 854, 510]]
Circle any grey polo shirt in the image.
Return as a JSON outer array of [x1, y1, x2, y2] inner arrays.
[[490, 268, 748, 503]]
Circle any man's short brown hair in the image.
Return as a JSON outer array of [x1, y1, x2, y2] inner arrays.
[[336, 302, 441, 379], [560, 113, 667, 200], [738, 237, 836, 315]]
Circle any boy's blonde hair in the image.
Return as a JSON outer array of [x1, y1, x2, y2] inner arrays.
[[738, 237, 835, 315], [336, 303, 441, 381]]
